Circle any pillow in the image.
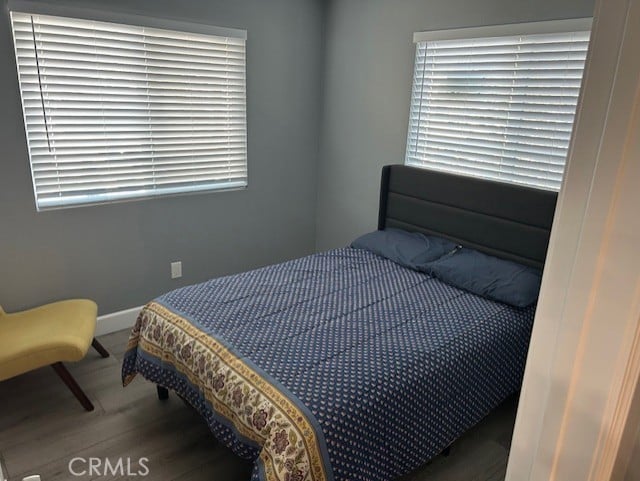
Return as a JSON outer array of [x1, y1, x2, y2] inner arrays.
[[426, 248, 542, 308], [351, 228, 457, 271]]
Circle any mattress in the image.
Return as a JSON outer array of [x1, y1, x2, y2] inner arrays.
[[122, 247, 534, 481]]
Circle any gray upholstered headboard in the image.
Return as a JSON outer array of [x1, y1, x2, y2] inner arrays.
[[378, 165, 558, 269]]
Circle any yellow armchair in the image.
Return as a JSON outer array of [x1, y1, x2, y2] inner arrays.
[[0, 299, 109, 411]]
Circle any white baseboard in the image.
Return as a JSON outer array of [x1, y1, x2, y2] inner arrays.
[[96, 306, 142, 336]]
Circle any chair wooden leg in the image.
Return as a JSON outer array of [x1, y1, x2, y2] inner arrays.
[[91, 338, 110, 358], [157, 385, 169, 401], [51, 362, 94, 411]]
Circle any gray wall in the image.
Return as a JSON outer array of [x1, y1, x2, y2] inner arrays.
[[315, 0, 596, 251], [0, 0, 598, 314], [0, 0, 325, 313]]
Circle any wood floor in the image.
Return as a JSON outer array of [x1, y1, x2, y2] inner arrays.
[[0, 329, 518, 481]]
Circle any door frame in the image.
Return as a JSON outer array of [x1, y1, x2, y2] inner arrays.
[[506, 0, 640, 480]]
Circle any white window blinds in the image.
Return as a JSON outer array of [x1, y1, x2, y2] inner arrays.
[[406, 21, 591, 191], [10, 11, 247, 210]]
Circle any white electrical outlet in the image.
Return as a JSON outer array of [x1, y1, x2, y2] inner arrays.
[[171, 261, 182, 279]]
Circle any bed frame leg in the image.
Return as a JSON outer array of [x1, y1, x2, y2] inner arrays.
[[157, 385, 169, 400]]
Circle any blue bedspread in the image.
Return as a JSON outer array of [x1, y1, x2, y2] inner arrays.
[[122, 247, 534, 481]]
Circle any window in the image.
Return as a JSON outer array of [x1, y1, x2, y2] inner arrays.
[[406, 19, 591, 191], [10, 9, 247, 210]]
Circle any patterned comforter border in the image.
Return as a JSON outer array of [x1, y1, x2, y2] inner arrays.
[[123, 301, 331, 481]]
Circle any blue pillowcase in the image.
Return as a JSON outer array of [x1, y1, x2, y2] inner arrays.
[[351, 228, 542, 307], [351, 228, 457, 271], [426, 248, 542, 308]]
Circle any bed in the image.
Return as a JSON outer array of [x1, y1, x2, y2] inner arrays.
[[122, 164, 557, 481]]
